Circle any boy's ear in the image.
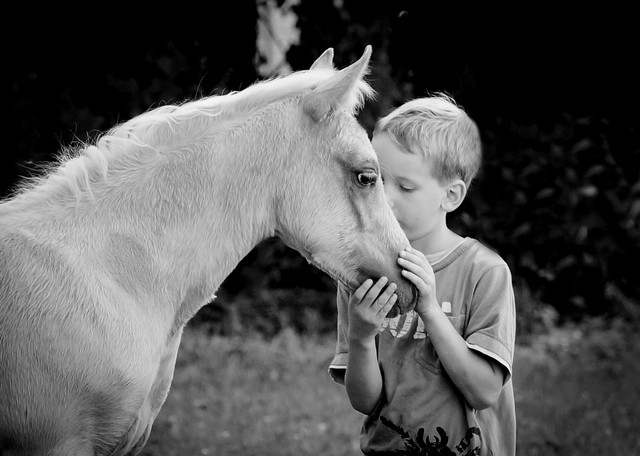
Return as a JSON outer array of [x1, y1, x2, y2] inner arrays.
[[441, 180, 467, 213]]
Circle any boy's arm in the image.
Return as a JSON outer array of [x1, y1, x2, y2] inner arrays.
[[399, 247, 505, 410], [345, 333, 383, 415], [344, 278, 397, 415], [328, 285, 352, 384], [418, 306, 505, 410]]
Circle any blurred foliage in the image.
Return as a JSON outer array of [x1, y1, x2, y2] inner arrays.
[[5, 3, 639, 336], [471, 114, 640, 322]]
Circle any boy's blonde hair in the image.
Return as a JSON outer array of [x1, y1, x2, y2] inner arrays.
[[374, 94, 482, 187]]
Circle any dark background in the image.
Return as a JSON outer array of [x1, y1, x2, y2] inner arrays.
[[5, 2, 639, 336]]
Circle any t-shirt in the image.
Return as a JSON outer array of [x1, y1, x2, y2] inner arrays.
[[329, 238, 516, 455]]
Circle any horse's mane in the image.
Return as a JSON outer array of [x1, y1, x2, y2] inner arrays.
[[5, 67, 373, 204]]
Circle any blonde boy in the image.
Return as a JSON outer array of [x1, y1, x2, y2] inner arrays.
[[330, 95, 516, 455]]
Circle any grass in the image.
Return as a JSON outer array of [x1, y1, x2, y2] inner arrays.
[[140, 328, 362, 455], [140, 320, 640, 455], [513, 318, 640, 455]]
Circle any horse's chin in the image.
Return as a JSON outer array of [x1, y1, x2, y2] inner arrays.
[[307, 257, 419, 315], [386, 299, 416, 319], [309, 260, 355, 294], [384, 304, 401, 319], [338, 278, 417, 319], [399, 284, 419, 314]]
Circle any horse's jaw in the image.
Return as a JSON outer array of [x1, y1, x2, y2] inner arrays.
[[279, 242, 350, 292]]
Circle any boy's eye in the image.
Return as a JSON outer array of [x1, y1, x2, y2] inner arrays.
[[400, 186, 415, 193]]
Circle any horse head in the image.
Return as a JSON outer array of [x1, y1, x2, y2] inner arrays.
[[275, 46, 418, 315]]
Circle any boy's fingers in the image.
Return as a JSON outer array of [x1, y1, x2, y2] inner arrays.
[[379, 293, 398, 317], [353, 277, 389, 305], [379, 282, 397, 301], [365, 277, 388, 300], [352, 279, 373, 301], [372, 282, 397, 309], [406, 246, 426, 257], [397, 257, 428, 279], [401, 269, 427, 292], [399, 249, 429, 267]]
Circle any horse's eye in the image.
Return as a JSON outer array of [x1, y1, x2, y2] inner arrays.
[[357, 172, 377, 186]]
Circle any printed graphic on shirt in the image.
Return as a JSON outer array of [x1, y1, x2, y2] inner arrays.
[[381, 299, 453, 340], [381, 310, 426, 339], [380, 416, 481, 455]]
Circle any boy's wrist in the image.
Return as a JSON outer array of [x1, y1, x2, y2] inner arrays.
[[348, 334, 377, 351], [416, 304, 443, 323]]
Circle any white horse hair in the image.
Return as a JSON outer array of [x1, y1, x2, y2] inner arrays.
[[0, 46, 415, 455]]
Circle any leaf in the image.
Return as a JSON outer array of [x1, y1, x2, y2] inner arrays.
[[584, 164, 607, 179], [436, 427, 449, 447], [535, 188, 556, 200], [578, 185, 598, 197], [511, 223, 532, 240], [556, 255, 578, 271], [570, 137, 593, 154], [415, 428, 429, 450]]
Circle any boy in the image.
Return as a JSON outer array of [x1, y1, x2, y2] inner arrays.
[[329, 95, 516, 455]]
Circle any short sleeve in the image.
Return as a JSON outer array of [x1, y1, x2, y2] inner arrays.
[[464, 264, 516, 383], [328, 284, 351, 385]]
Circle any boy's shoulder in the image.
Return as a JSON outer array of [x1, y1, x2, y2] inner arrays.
[[467, 238, 507, 265], [439, 237, 509, 273]]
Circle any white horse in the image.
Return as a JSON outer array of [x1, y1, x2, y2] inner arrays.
[[0, 46, 416, 455]]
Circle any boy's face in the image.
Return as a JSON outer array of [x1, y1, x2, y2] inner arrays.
[[373, 132, 449, 246]]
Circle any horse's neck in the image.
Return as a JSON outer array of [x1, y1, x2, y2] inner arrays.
[[25, 129, 279, 321], [126, 138, 277, 305]]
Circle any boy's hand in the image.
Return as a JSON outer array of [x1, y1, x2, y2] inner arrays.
[[348, 277, 397, 343], [398, 247, 439, 317]]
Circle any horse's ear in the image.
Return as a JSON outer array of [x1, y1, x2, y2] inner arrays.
[[303, 45, 372, 122], [309, 48, 334, 70]]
